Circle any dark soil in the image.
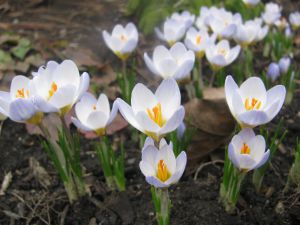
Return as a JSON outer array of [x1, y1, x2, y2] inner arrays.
[[0, 0, 300, 225]]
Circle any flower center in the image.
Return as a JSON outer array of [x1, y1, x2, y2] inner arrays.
[[92, 104, 97, 110], [48, 82, 58, 99], [16, 88, 29, 99], [156, 160, 171, 182], [147, 103, 165, 127], [240, 143, 250, 154], [218, 48, 227, 57], [120, 34, 127, 42], [244, 97, 261, 111], [196, 35, 202, 45]]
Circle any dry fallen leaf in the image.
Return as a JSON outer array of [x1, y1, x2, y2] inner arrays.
[[184, 98, 235, 165], [29, 157, 51, 189], [0, 171, 12, 196]]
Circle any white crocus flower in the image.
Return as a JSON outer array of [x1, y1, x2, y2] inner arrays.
[[262, 2, 282, 26], [102, 23, 138, 61], [155, 19, 186, 46], [31, 60, 90, 115], [117, 79, 185, 142], [225, 75, 286, 128], [208, 9, 242, 39], [0, 76, 42, 124], [195, 6, 216, 30], [289, 12, 300, 30], [144, 42, 195, 80], [235, 20, 268, 46], [274, 17, 288, 31], [228, 128, 270, 171], [139, 137, 187, 188], [205, 40, 241, 70], [243, 0, 260, 7], [170, 10, 195, 29], [184, 27, 216, 58], [71, 92, 118, 136]]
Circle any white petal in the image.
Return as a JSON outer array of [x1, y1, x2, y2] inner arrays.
[[236, 154, 256, 170], [143, 137, 155, 149], [33, 96, 59, 113], [225, 75, 239, 115], [96, 94, 110, 118], [238, 110, 269, 127], [159, 138, 168, 149], [74, 72, 90, 102], [144, 53, 160, 75], [146, 176, 168, 188], [121, 39, 137, 53], [71, 117, 92, 132], [131, 83, 157, 114], [153, 45, 172, 64], [102, 30, 113, 50], [86, 111, 108, 130], [157, 58, 178, 78], [141, 145, 157, 166], [170, 42, 187, 61], [227, 45, 241, 64], [136, 111, 160, 133], [264, 85, 286, 119], [107, 99, 118, 125], [160, 106, 185, 135], [238, 128, 256, 143], [10, 75, 31, 100], [52, 60, 80, 88], [49, 85, 76, 109], [155, 78, 181, 119], [139, 161, 156, 177], [228, 142, 240, 168], [253, 150, 270, 170], [116, 98, 143, 132], [248, 135, 266, 163], [239, 77, 267, 105], [9, 99, 37, 122]]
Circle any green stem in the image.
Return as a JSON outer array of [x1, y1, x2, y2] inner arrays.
[[151, 187, 171, 225], [220, 155, 246, 213]]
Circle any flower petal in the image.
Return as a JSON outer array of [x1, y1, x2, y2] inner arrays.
[[238, 110, 269, 127], [239, 77, 267, 106], [131, 83, 157, 114], [9, 99, 37, 122], [139, 161, 156, 177], [160, 106, 185, 135]]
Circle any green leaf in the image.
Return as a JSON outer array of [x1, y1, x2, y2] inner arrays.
[[11, 38, 32, 60]]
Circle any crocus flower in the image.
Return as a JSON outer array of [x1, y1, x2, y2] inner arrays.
[[228, 128, 270, 171], [289, 12, 300, 30], [234, 21, 259, 47], [205, 40, 241, 70], [155, 19, 186, 46], [285, 25, 293, 38], [225, 75, 286, 128], [278, 57, 291, 74], [71, 92, 118, 136], [117, 79, 185, 142], [208, 9, 242, 39], [267, 62, 280, 82], [195, 6, 215, 30], [274, 17, 288, 31], [0, 76, 41, 124], [262, 3, 282, 26], [243, 0, 260, 7], [139, 137, 187, 188], [31, 60, 90, 115], [184, 27, 216, 58], [102, 23, 138, 60], [144, 42, 195, 80], [170, 10, 195, 29]]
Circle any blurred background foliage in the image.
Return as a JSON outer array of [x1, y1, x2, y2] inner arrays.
[[126, 0, 263, 35]]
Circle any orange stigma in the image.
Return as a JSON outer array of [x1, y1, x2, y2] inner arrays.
[[244, 98, 261, 111], [157, 160, 171, 182], [218, 48, 227, 56], [147, 103, 165, 127], [196, 35, 202, 45], [92, 104, 97, 110], [48, 82, 58, 99], [240, 143, 250, 154]]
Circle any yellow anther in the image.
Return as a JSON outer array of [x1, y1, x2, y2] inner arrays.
[[92, 104, 97, 110], [244, 98, 261, 111], [196, 35, 202, 45], [157, 160, 171, 182], [120, 34, 127, 41], [218, 48, 227, 56], [147, 103, 165, 127], [16, 88, 25, 98], [240, 143, 251, 154]]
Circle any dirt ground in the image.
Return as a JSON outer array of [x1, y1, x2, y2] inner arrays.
[[0, 0, 300, 224]]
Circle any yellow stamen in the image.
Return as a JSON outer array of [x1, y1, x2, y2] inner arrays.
[[157, 160, 171, 182], [48, 82, 58, 99], [196, 35, 202, 45], [16, 88, 25, 98], [147, 103, 165, 127], [244, 98, 261, 111], [240, 143, 250, 154]]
